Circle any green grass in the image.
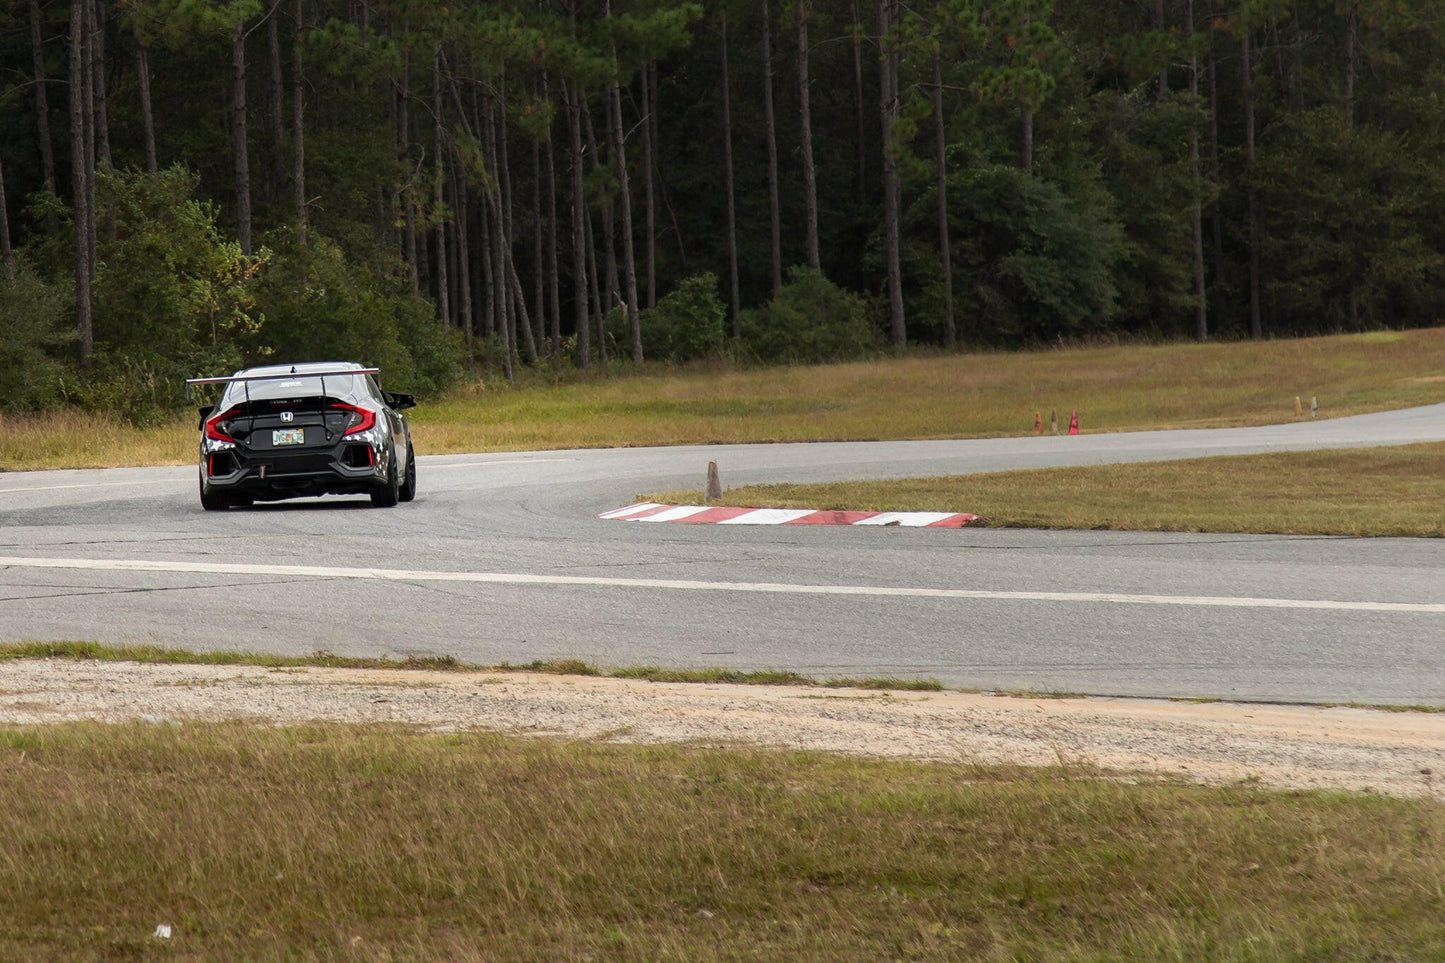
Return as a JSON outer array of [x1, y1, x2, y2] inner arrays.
[[6, 328, 1445, 470], [0, 720, 1442, 960], [653, 441, 1445, 537]]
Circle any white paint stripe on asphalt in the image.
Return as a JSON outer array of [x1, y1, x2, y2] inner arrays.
[[854, 512, 958, 527], [0, 480, 188, 494], [717, 509, 817, 525], [1, 556, 1443, 615], [598, 502, 664, 519], [428, 458, 574, 469], [637, 506, 713, 522]]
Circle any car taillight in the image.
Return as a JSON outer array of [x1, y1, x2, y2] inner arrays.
[[205, 407, 242, 442], [331, 402, 376, 435]]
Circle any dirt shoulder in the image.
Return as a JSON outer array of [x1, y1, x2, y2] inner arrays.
[[2, 659, 1442, 799]]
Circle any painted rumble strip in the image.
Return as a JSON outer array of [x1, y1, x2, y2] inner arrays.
[[598, 503, 984, 527], [2, 556, 1444, 615]]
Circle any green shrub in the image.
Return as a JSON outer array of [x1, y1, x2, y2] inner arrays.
[[739, 267, 878, 363], [0, 262, 73, 411], [90, 165, 264, 363], [641, 272, 726, 362], [952, 164, 1123, 345], [251, 229, 462, 396]]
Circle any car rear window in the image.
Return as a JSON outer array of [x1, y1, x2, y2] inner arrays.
[[223, 374, 364, 405]]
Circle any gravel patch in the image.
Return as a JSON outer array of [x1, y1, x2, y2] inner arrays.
[[2, 659, 1442, 799]]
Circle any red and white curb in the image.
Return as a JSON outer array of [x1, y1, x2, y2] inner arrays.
[[599, 503, 985, 527]]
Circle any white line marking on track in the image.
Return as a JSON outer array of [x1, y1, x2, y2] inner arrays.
[[428, 458, 575, 469], [0, 480, 188, 494], [1, 556, 1442, 615]]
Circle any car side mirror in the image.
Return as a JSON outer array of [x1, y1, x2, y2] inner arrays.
[[388, 393, 416, 411], [197, 405, 214, 429]]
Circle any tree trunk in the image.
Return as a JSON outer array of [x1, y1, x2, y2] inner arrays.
[[80, 0, 95, 277], [268, 5, 285, 189], [1344, 5, 1357, 127], [30, 0, 57, 196], [483, 96, 513, 378], [498, 74, 515, 304], [0, 154, 13, 281], [566, 82, 589, 369], [488, 89, 538, 365], [1020, 108, 1033, 171], [1243, 29, 1261, 339], [721, 10, 741, 336], [1207, 0, 1224, 309], [293, 0, 306, 242], [879, 0, 904, 346], [532, 137, 545, 354], [611, 81, 642, 362], [605, 28, 643, 366], [90, 0, 111, 167], [1188, 0, 1207, 341], [69, 0, 93, 367], [650, 61, 686, 270], [446, 170, 460, 328], [850, 0, 866, 204], [585, 201, 605, 362], [137, 42, 158, 173], [573, 102, 604, 355], [232, 20, 252, 255], [508, 249, 540, 365], [932, 50, 954, 348], [798, 2, 819, 270], [455, 165, 473, 354], [477, 157, 495, 373], [761, 0, 782, 293], [400, 64, 418, 290], [586, 101, 620, 311], [432, 51, 449, 325], [544, 73, 561, 353], [1153, 0, 1167, 98], [640, 62, 657, 308]]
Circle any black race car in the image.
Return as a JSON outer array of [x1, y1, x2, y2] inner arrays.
[[187, 362, 416, 510]]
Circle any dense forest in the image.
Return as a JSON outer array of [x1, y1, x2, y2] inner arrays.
[[2, 0, 1444, 414]]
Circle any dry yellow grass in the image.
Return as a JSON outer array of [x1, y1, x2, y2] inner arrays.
[[655, 442, 1445, 537], [1, 721, 1442, 959], [5, 329, 1445, 470]]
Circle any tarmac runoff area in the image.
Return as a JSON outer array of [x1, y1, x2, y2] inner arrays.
[[1, 659, 1442, 800]]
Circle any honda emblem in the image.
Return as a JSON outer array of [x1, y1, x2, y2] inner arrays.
[[280, 411, 294, 423]]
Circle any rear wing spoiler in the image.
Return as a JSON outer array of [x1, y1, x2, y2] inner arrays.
[[185, 367, 379, 388], [185, 367, 379, 401]]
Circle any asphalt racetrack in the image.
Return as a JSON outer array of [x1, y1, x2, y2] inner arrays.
[[3, 404, 1444, 705]]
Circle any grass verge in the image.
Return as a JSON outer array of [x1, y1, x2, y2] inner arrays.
[[0, 642, 942, 692], [652, 441, 1445, 537], [1, 720, 1442, 959], [5, 328, 1445, 470]]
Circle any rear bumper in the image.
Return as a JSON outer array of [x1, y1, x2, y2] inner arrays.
[[201, 437, 389, 500]]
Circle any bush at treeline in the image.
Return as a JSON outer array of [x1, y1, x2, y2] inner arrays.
[[3, 0, 1445, 416]]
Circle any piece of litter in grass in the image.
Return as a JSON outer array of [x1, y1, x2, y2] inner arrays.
[[154, 924, 172, 940]]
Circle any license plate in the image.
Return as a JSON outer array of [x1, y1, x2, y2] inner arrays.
[[273, 428, 305, 446]]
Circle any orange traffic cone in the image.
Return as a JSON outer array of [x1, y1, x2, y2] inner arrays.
[[1033, 411, 1042, 434], [1068, 410, 1079, 435]]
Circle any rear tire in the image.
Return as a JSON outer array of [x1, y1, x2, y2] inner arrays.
[[398, 442, 417, 502], [371, 450, 400, 508], [199, 471, 229, 511]]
